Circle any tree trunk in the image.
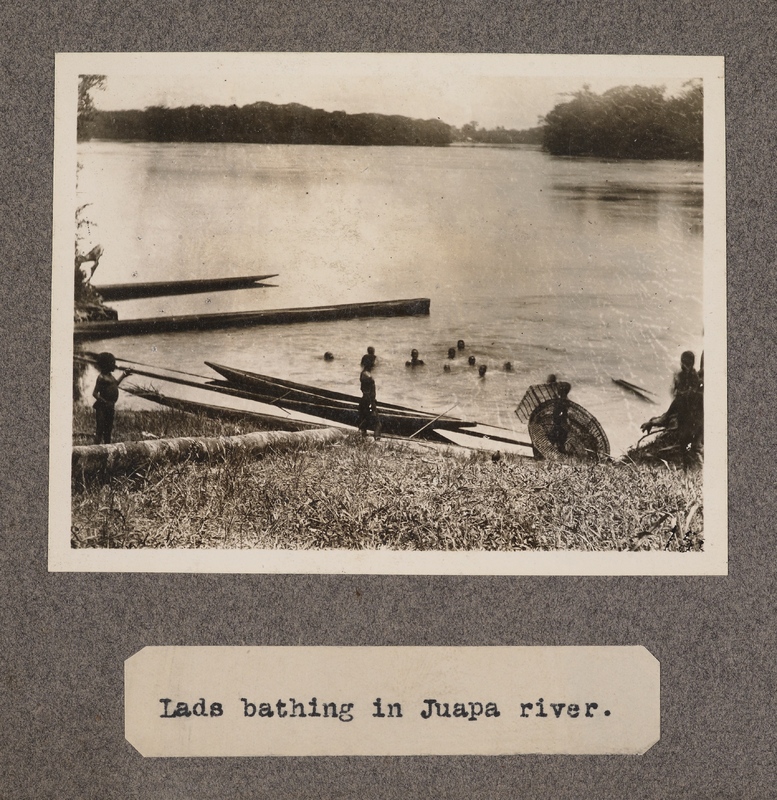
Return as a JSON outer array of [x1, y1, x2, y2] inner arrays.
[[72, 427, 348, 486]]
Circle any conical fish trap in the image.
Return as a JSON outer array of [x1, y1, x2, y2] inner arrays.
[[515, 383, 560, 423], [528, 399, 610, 461]]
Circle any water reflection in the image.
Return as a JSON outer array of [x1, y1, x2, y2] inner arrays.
[[551, 172, 703, 233]]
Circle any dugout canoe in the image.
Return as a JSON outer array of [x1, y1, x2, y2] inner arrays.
[[131, 382, 468, 440], [206, 362, 474, 426], [205, 362, 457, 420], [93, 273, 278, 301], [79, 355, 468, 438], [204, 363, 476, 438], [222, 392, 475, 438], [73, 298, 431, 340]]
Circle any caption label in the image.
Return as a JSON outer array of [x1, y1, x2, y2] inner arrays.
[[125, 646, 659, 756]]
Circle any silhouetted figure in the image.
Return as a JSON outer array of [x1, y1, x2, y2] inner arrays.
[[641, 351, 703, 464], [457, 340, 466, 351], [92, 352, 132, 444], [405, 349, 425, 367], [468, 355, 476, 366], [503, 361, 513, 372], [478, 364, 487, 378], [324, 352, 334, 361], [443, 364, 451, 372], [358, 355, 381, 440], [548, 381, 572, 453], [360, 346, 376, 369], [546, 373, 557, 385], [447, 347, 457, 359]]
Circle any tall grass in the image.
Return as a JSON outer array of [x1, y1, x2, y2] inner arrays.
[[72, 403, 275, 447], [71, 417, 703, 551]]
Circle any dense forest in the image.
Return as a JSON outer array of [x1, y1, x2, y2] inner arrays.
[[83, 102, 454, 147], [81, 101, 546, 148], [78, 76, 702, 159], [541, 82, 703, 160]]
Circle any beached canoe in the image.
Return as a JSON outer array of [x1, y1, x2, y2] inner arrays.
[[205, 362, 459, 420], [205, 363, 476, 438], [74, 297, 431, 340], [93, 274, 278, 301]]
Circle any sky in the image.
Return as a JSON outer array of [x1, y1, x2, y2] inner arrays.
[[90, 66, 697, 131]]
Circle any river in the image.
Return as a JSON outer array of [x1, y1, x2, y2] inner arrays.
[[75, 141, 703, 455]]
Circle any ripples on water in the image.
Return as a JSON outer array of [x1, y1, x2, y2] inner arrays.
[[77, 142, 703, 454]]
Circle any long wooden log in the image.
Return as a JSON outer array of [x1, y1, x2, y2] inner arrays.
[[74, 298, 431, 340], [611, 378, 657, 404], [72, 426, 348, 485], [93, 274, 278, 301], [123, 386, 329, 432]]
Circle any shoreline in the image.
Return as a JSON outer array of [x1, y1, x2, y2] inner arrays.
[[71, 407, 703, 553]]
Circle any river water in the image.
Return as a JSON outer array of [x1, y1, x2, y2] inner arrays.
[[76, 141, 703, 455]]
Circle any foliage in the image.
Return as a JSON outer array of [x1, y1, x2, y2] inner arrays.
[[541, 81, 703, 160], [77, 74, 106, 141], [71, 409, 703, 552], [87, 101, 453, 146]]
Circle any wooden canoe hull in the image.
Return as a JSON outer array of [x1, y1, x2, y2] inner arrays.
[[205, 362, 459, 420], [204, 363, 476, 437], [74, 298, 431, 340], [242, 395, 469, 437], [93, 274, 278, 301]]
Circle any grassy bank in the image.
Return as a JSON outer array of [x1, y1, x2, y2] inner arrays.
[[71, 407, 702, 552], [72, 403, 289, 447]]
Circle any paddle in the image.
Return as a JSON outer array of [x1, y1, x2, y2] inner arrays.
[[408, 404, 460, 440], [76, 354, 295, 415]]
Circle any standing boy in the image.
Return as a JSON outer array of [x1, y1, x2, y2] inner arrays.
[[358, 355, 381, 440], [92, 352, 132, 444]]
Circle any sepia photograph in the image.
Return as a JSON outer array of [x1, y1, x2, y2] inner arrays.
[[50, 53, 726, 574]]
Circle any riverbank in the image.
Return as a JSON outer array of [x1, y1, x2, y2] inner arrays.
[[71, 407, 703, 552]]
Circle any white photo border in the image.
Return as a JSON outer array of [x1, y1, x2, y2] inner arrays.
[[50, 52, 727, 575]]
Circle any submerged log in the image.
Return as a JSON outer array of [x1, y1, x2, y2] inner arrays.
[[74, 298, 431, 340], [72, 426, 348, 486], [611, 378, 657, 404]]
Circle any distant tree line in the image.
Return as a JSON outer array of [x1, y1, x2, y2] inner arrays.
[[78, 79, 702, 160], [541, 82, 703, 160], [81, 101, 454, 147], [453, 121, 544, 145]]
